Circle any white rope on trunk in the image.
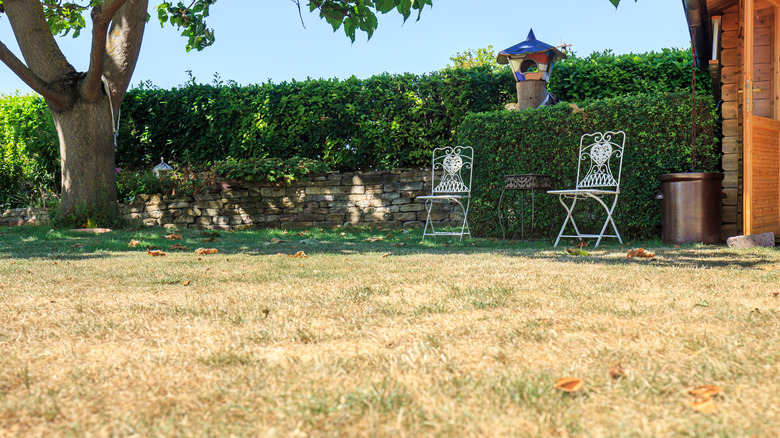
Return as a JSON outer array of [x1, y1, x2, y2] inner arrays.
[[101, 75, 121, 148]]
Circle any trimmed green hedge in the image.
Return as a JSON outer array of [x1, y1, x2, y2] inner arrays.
[[457, 93, 720, 240], [118, 68, 513, 171], [548, 49, 711, 102]]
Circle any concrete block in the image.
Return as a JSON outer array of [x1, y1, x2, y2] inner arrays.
[[726, 232, 775, 248]]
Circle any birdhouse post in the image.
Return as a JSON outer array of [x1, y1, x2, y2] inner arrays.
[[497, 30, 567, 111]]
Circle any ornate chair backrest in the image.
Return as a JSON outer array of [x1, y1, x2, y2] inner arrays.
[[575, 131, 626, 191], [430, 145, 474, 196]]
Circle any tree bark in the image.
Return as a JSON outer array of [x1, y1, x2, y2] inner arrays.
[[52, 97, 118, 221]]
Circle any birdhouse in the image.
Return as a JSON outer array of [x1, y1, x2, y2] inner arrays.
[[152, 157, 173, 177], [497, 30, 567, 110]]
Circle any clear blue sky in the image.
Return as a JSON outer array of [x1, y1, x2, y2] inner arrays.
[[0, 0, 692, 95]]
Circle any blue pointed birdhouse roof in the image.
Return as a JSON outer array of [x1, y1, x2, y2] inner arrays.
[[496, 29, 567, 65]]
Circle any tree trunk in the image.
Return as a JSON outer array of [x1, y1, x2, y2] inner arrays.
[[51, 95, 119, 222]]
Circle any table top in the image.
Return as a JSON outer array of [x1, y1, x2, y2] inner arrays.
[[503, 174, 553, 190]]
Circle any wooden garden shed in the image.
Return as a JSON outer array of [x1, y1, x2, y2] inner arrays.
[[685, 0, 780, 238]]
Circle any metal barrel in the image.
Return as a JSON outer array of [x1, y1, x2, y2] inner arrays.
[[658, 172, 724, 244]]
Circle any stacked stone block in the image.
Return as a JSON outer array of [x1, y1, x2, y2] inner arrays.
[[0, 208, 48, 227], [120, 169, 461, 230]]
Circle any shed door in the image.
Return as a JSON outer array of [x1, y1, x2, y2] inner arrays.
[[744, 0, 780, 235]]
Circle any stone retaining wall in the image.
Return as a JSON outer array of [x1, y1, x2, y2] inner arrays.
[[0, 208, 48, 227], [121, 169, 461, 230]]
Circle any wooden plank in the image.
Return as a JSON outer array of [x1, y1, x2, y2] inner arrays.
[[723, 119, 741, 136], [754, 99, 772, 117], [753, 63, 772, 82], [754, 26, 772, 45], [754, 45, 772, 62], [723, 101, 739, 119], [723, 170, 740, 187], [721, 65, 740, 81], [722, 136, 741, 153], [723, 152, 741, 171], [722, 82, 739, 101], [722, 10, 740, 31], [721, 48, 741, 66], [744, 0, 756, 235], [722, 223, 739, 239], [707, 0, 738, 14], [724, 188, 741, 205], [723, 207, 739, 223], [721, 30, 740, 49]]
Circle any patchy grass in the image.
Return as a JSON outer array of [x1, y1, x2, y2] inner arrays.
[[0, 225, 778, 436]]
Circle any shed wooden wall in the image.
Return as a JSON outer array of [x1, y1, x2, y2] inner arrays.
[[719, 4, 742, 238]]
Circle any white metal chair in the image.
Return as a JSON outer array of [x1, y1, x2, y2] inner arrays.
[[418, 145, 474, 241], [547, 131, 626, 248]]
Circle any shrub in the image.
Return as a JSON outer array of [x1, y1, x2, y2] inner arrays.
[[548, 49, 711, 102], [457, 93, 720, 240], [212, 156, 330, 185], [0, 95, 59, 207]]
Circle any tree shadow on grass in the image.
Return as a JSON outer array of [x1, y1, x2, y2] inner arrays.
[[1, 225, 777, 271]]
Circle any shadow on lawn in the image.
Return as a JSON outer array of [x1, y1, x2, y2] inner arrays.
[[1, 225, 777, 271]]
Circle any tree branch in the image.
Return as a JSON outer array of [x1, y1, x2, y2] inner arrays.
[[2, 0, 74, 111], [102, 0, 149, 110], [0, 39, 67, 106], [81, 0, 130, 101]]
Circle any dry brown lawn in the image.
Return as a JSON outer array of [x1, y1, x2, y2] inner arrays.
[[1, 226, 779, 437]]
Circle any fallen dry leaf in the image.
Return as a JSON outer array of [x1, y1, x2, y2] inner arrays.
[[364, 236, 384, 242], [71, 243, 83, 248], [576, 239, 589, 248], [381, 253, 390, 258], [760, 265, 780, 271], [674, 244, 680, 248], [165, 233, 183, 240], [290, 251, 307, 258], [170, 243, 190, 251], [553, 377, 585, 393], [128, 239, 141, 247], [386, 232, 394, 239], [182, 280, 190, 286], [569, 102, 583, 113], [282, 230, 289, 235], [392, 242, 408, 247], [608, 364, 626, 379], [147, 248, 166, 257], [195, 248, 218, 255], [689, 385, 722, 399], [626, 248, 656, 259], [690, 397, 718, 414], [201, 237, 217, 242], [296, 232, 307, 237], [270, 238, 284, 244], [773, 292, 779, 298]]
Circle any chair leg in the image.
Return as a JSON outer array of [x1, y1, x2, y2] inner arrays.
[[458, 199, 471, 241], [422, 199, 434, 241], [553, 195, 581, 247], [591, 194, 622, 248]]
